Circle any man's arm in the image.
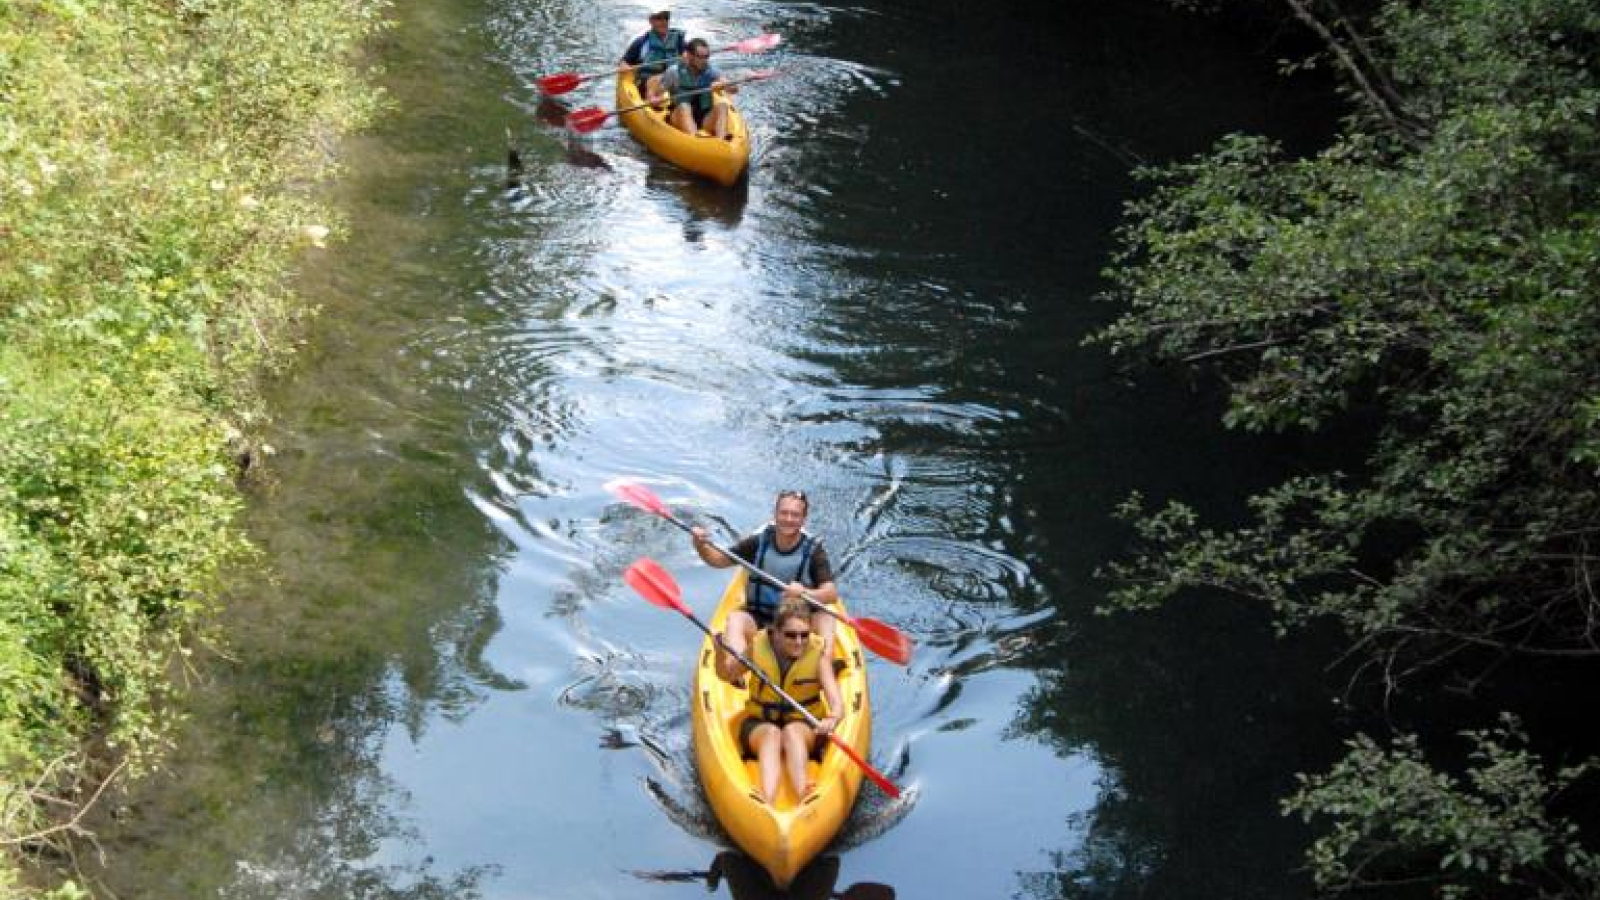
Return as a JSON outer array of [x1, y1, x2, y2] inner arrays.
[[650, 64, 681, 102], [784, 543, 837, 605], [620, 34, 646, 65], [692, 529, 756, 569], [793, 578, 838, 605]]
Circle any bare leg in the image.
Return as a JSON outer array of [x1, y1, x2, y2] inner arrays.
[[781, 721, 816, 799], [669, 103, 698, 134], [644, 74, 666, 102], [705, 101, 730, 139], [813, 608, 837, 659], [750, 722, 782, 803], [717, 610, 757, 684]]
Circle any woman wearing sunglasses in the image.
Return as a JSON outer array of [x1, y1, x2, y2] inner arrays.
[[740, 597, 844, 803], [691, 489, 840, 685]]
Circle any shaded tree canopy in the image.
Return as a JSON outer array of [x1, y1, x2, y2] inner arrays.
[[1093, 0, 1600, 896], [1097, 0, 1600, 683]]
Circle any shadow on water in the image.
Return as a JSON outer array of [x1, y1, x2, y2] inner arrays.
[[646, 164, 749, 234], [635, 852, 895, 900], [534, 94, 571, 129], [506, 97, 613, 179]]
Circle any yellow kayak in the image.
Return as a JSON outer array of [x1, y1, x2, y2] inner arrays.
[[616, 71, 750, 186], [692, 570, 870, 888]]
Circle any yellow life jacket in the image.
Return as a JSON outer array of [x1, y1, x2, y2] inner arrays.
[[744, 629, 829, 725]]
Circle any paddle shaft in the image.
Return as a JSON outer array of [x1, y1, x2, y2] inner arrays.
[[577, 52, 674, 84], [676, 600, 899, 797], [541, 35, 777, 93], [624, 556, 902, 798], [606, 480, 912, 665], [677, 603, 831, 734], [616, 73, 751, 114], [575, 71, 772, 129], [619, 35, 772, 77], [663, 509, 848, 626]]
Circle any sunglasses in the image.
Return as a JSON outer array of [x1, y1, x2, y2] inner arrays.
[[693, 52, 711, 60], [781, 629, 811, 640]]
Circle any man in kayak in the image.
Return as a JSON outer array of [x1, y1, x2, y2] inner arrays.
[[741, 597, 844, 803], [620, 10, 685, 95], [691, 489, 840, 686], [651, 37, 737, 138]]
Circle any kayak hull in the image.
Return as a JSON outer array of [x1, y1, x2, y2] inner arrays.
[[616, 71, 750, 186], [691, 570, 870, 888]]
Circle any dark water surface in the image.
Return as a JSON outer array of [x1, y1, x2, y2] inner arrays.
[[83, 0, 1349, 897]]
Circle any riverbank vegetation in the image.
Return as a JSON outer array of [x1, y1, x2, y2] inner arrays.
[[0, 0, 385, 894], [1096, 0, 1600, 896]]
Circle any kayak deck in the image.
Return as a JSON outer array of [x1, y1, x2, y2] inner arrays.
[[691, 570, 870, 888]]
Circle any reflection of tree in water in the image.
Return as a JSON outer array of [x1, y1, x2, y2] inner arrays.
[[1004, 601, 1348, 900], [75, 268, 522, 897], [80, 625, 504, 898]]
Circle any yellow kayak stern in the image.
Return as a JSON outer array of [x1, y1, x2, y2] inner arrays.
[[691, 570, 871, 888]]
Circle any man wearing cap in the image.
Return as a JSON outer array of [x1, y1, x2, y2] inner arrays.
[[620, 10, 686, 95]]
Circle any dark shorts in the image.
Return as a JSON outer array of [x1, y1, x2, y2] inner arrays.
[[740, 603, 774, 628], [673, 99, 711, 127], [740, 716, 825, 759]]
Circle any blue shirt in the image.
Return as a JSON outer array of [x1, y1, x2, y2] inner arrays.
[[621, 28, 685, 70], [660, 61, 722, 111]]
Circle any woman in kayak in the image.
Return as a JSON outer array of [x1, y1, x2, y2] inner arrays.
[[690, 489, 841, 685], [741, 597, 844, 803]]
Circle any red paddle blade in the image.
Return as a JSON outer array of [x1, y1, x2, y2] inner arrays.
[[852, 617, 913, 666], [566, 107, 609, 134], [537, 72, 582, 95], [604, 478, 671, 518], [625, 558, 690, 616], [827, 733, 901, 798], [730, 33, 781, 54]]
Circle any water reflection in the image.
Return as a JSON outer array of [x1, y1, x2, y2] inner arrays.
[[636, 852, 895, 900], [534, 95, 570, 129], [645, 166, 748, 235]]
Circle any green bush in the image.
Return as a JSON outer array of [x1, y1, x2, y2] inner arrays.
[[1286, 717, 1600, 899], [0, 0, 387, 893]]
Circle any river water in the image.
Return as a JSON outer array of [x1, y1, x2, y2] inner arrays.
[[81, 1, 1349, 898]]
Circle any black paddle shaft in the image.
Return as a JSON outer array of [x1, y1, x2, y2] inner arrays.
[[595, 71, 776, 123], [679, 610, 826, 731], [669, 510, 842, 619]]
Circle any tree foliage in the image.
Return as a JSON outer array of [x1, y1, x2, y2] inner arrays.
[[1094, 0, 1600, 895], [1097, 0, 1600, 676], [1284, 716, 1600, 899]]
